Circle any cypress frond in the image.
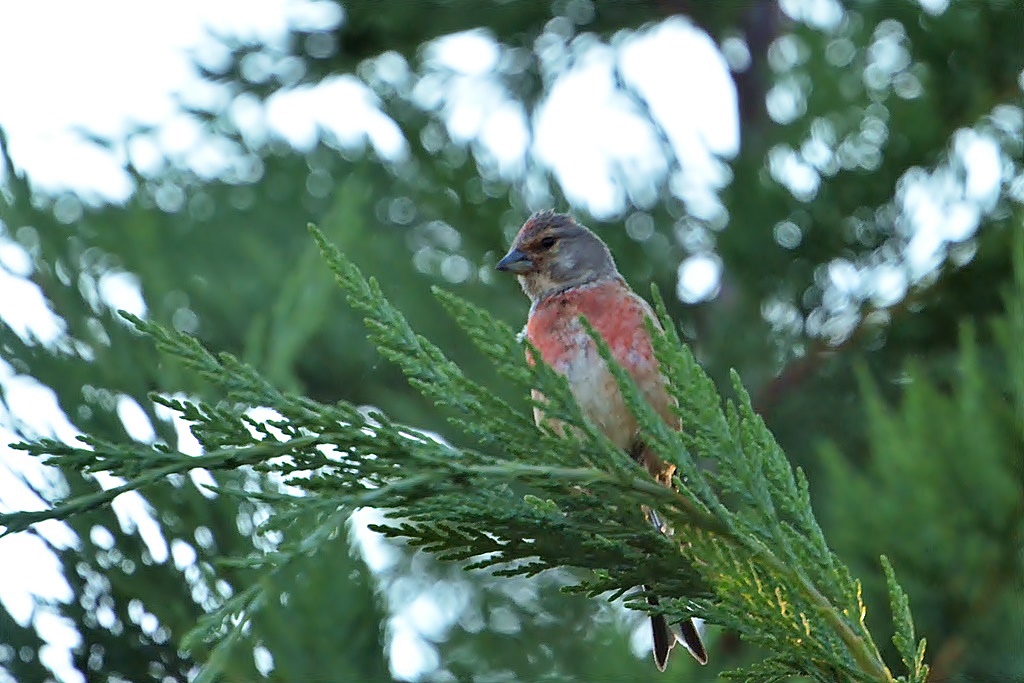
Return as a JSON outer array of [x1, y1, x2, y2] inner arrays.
[[0, 226, 939, 683]]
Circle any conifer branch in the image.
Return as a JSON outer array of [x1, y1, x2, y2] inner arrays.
[[1, 225, 932, 683], [0, 435, 324, 536], [580, 314, 895, 683]]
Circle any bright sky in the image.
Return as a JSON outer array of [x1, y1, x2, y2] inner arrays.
[[0, 0, 1013, 680]]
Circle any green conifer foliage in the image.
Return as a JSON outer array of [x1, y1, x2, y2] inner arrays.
[[3, 226, 951, 683]]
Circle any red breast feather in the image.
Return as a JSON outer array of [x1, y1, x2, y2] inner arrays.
[[525, 279, 678, 448]]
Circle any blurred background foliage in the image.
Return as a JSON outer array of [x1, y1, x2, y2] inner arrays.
[[0, 0, 1022, 681]]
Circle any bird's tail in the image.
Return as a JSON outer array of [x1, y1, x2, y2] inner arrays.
[[674, 616, 708, 665], [634, 450, 710, 670], [647, 595, 708, 670], [650, 608, 673, 672]]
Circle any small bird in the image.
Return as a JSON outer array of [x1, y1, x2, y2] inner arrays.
[[496, 210, 708, 670]]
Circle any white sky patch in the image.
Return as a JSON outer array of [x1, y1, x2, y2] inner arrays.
[[404, 593, 450, 641], [244, 406, 289, 441], [0, 370, 76, 531], [916, 0, 950, 16], [89, 472, 169, 564], [899, 128, 1004, 280], [264, 76, 408, 159], [253, 644, 276, 676], [0, 372, 81, 446], [0, 238, 66, 345], [388, 618, 440, 681], [619, 18, 737, 219], [188, 465, 218, 498], [0, 0, 338, 201], [0, 366, 192, 682], [153, 394, 215, 497], [444, 78, 505, 143], [676, 253, 723, 304], [117, 395, 158, 444], [429, 30, 501, 76], [780, 0, 845, 31], [957, 129, 1002, 208], [152, 394, 204, 457], [0, 371, 81, 683], [478, 101, 530, 175], [769, 144, 821, 202], [535, 19, 738, 218], [868, 263, 908, 308], [619, 17, 739, 159], [350, 508, 400, 574], [34, 611, 84, 683], [0, 237, 32, 277], [535, 44, 668, 217], [170, 537, 198, 570], [421, 32, 530, 176], [98, 271, 148, 320], [0, 527, 75, 624]]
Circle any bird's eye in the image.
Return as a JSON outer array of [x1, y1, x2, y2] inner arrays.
[[539, 236, 557, 250]]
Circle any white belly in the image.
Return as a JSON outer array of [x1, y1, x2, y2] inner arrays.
[[535, 340, 639, 451]]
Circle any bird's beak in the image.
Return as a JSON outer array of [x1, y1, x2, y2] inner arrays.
[[496, 248, 533, 274]]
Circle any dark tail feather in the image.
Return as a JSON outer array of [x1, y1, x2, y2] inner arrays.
[[677, 617, 708, 665], [634, 452, 709, 669], [648, 598, 673, 671], [648, 593, 709, 670]]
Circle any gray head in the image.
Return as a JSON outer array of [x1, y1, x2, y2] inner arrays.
[[495, 211, 619, 302]]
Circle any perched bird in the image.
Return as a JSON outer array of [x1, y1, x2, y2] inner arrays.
[[496, 210, 708, 670]]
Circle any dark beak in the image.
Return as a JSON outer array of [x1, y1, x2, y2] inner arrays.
[[496, 248, 533, 274]]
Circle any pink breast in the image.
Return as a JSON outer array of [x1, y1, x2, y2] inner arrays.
[[525, 280, 672, 448]]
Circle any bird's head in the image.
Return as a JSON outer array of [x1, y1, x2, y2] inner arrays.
[[496, 211, 618, 302]]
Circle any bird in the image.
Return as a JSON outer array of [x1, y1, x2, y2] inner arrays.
[[495, 210, 708, 670]]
